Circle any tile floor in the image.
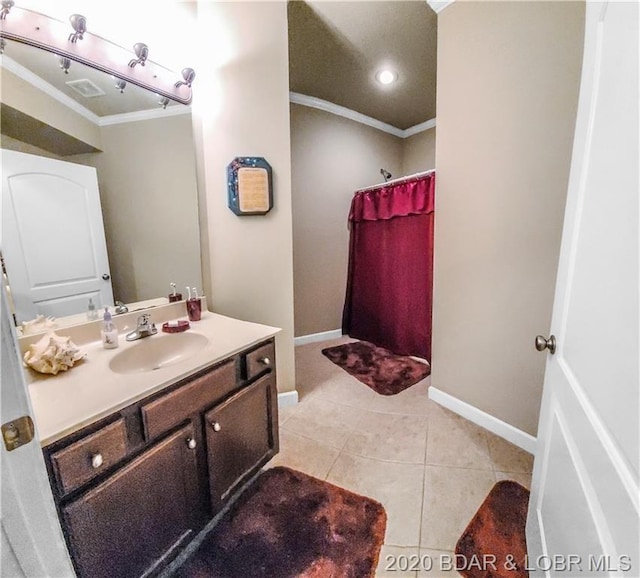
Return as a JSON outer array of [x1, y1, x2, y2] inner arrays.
[[267, 338, 534, 578]]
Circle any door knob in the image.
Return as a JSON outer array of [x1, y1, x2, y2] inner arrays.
[[102, 273, 110, 280], [186, 437, 196, 449], [259, 357, 271, 367], [535, 335, 556, 355], [210, 421, 221, 432]]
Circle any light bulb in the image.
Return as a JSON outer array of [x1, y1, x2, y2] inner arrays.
[[376, 69, 397, 85]]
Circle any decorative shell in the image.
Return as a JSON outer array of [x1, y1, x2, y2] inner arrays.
[[23, 332, 85, 375], [20, 315, 58, 336]]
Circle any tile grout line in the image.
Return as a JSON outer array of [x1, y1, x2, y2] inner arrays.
[[338, 449, 429, 466], [324, 400, 365, 481], [280, 421, 352, 455], [323, 446, 344, 482], [418, 410, 431, 551], [482, 428, 500, 483], [324, 397, 361, 480]]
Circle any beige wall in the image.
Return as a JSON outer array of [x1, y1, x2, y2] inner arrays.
[[290, 104, 404, 337], [1, 69, 101, 150], [193, 2, 296, 394], [432, 1, 585, 436], [73, 115, 201, 305], [0, 134, 65, 160], [402, 127, 436, 175]]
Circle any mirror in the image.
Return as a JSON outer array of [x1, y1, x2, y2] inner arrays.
[[1, 35, 202, 329]]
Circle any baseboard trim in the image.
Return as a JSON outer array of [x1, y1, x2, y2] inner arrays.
[[428, 386, 537, 454], [277, 390, 299, 408], [294, 329, 343, 346]]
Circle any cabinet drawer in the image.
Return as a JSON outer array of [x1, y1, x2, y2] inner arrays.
[[50, 419, 127, 495], [142, 359, 237, 441], [245, 341, 275, 381]]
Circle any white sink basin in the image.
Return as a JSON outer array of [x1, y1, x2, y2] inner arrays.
[[109, 332, 209, 374]]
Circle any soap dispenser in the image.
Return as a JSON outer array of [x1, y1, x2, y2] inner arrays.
[[101, 307, 119, 349], [87, 298, 99, 321]]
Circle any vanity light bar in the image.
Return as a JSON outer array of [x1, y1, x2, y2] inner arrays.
[[0, 6, 195, 105]]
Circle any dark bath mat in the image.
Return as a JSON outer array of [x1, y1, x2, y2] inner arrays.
[[455, 480, 530, 578], [177, 466, 387, 578], [321, 340, 430, 395]]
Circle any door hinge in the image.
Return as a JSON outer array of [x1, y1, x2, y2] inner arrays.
[[2, 416, 35, 451]]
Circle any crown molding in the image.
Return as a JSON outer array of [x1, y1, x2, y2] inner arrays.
[[2, 55, 101, 124], [289, 92, 435, 139], [403, 118, 437, 137], [99, 105, 191, 126], [4, 63, 429, 135], [427, 0, 456, 14], [290, 92, 404, 137]]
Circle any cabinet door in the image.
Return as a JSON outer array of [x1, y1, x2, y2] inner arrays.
[[62, 423, 200, 578], [205, 374, 278, 510]]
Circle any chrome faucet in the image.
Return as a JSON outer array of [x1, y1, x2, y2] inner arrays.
[[114, 301, 129, 315], [125, 314, 157, 341]]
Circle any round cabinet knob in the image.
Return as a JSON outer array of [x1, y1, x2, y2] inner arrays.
[[535, 334, 556, 355], [186, 437, 197, 450], [102, 273, 111, 281], [211, 421, 221, 432], [91, 453, 104, 469], [259, 357, 271, 367]]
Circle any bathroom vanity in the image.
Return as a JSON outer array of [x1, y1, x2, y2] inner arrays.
[[23, 306, 280, 578]]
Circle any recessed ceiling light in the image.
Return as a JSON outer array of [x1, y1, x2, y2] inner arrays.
[[376, 69, 397, 85]]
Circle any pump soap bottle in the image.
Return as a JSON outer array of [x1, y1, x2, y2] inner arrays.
[[101, 307, 119, 349], [87, 298, 99, 321]]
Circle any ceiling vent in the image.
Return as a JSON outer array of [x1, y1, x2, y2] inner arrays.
[[65, 79, 106, 98]]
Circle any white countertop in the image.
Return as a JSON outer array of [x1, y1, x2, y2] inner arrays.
[[26, 310, 280, 446]]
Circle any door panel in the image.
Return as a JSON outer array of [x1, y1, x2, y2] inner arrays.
[[538, 410, 602, 565], [526, 2, 639, 575], [2, 150, 114, 322], [205, 375, 277, 510], [62, 424, 200, 578]]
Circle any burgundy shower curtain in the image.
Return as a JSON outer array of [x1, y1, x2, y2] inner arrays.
[[342, 173, 435, 361]]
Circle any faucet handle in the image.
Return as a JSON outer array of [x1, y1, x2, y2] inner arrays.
[[138, 313, 151, 326]]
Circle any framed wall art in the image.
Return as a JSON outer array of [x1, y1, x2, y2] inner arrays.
[[227, 157, 273, 216]]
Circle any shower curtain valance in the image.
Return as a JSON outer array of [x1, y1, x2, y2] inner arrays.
[[349, 173, 435, 222]]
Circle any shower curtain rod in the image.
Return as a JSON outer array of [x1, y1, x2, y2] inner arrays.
[[355, 169, 435, 194]]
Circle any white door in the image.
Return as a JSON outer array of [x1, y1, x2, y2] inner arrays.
[[526, 2, 639, 576], [1, 150, 114, 323], [0, 284, 76, 577]]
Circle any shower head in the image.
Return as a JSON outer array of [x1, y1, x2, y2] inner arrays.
[[380, 168, 392, 182]]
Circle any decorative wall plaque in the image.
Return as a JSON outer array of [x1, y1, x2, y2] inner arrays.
[[227, 157, 273, 216]]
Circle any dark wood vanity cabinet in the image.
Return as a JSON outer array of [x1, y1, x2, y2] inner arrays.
[[62, 423, 201, 578], [43, 339, 278, 578]]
